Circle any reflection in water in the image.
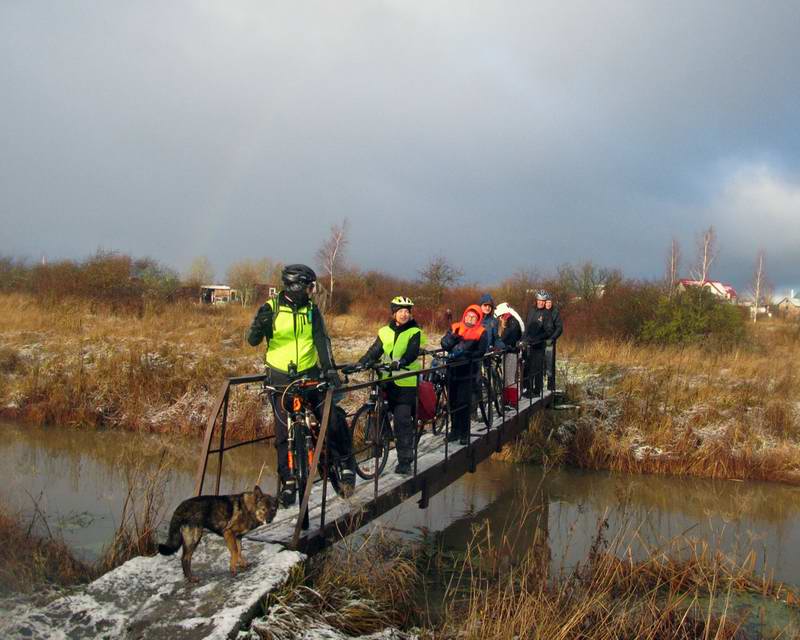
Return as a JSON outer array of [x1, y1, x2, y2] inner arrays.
[[376, 465, 800, 587], [0, 421, 276, 559], [2, 420, 799, 588]]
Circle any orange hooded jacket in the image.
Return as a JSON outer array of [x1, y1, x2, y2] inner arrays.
[[451, 304, 486, 342]]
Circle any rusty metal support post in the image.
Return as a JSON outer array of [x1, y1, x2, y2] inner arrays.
[[214, 392, 230, 496], [413, 371, 419, 477], [373, 379, 380, 503], [320, 437, 329, 531], [194, 380, 231, 496], [292, 387, 334, 550], [444, 364, 451, 463]]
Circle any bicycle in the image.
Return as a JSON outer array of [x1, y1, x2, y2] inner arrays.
[[340, 362, 394, 479], [420, 349, 449, 437], [477, 349, 505, 428], [263, 370, 351, 529]]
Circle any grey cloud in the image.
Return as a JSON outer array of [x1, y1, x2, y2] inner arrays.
[[2, 1, 799, 293]]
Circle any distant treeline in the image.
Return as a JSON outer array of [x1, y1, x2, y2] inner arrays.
[[0, 251, 183, 313], [0, 251, 749, 346]]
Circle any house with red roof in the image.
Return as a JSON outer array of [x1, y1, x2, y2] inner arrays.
[[677, 279, 738, 302]]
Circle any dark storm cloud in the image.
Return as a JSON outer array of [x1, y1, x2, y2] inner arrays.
[[2, 1, 799, 293]]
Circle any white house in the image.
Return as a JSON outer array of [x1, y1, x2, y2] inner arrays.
[[775, 290, 800, 318], [677, 279, 738, 302]]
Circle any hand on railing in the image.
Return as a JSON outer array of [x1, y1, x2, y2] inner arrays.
[[339, 361, 393, 379]]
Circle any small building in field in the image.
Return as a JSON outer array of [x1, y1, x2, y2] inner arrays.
[[200, 285, 239, 304], [775, 290, 800, 318], [677, 279, 738, 302]]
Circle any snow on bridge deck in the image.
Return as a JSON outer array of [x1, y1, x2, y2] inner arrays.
[[1, 393, 550, 640]]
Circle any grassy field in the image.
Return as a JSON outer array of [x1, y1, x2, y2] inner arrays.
[[552, 322, 800, 484], [0, 293, 377, 438], [1, 293, 798, 483]]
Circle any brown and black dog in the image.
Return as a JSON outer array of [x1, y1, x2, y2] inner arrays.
[[158, 486, 278, 582]]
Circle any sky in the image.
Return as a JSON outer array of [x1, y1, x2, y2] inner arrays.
[[2, 1, 799, 296]]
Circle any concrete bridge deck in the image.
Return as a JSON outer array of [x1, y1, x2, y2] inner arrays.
[[1, 392, 551, 640]]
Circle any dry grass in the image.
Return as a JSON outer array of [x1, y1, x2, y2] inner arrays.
[[0, 500, 95, 595], [251, 527, 422, 639], [438, 509, 798, 640], [492, 412, 567, 468], [95, 447, 174, 574], [0, 445, 175, 595], [0, 293, 374, 437], [0, 293, 252, 433], [558, 321, 800, 484]]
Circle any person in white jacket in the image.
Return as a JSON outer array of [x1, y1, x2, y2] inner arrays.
[[494, 302, 524, 408]]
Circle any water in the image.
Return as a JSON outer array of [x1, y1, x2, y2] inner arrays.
[[0, 421, 278, 560], [2, 420, 799, 590]]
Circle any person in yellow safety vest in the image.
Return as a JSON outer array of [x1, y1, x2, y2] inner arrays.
[[247, 264, 355, 507], [357, 296, 427, 476]]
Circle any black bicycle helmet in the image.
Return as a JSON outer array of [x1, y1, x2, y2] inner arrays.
[[281, 264, 317, 287]]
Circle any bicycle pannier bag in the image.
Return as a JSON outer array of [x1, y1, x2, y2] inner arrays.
[[417, 380, 436, 422]]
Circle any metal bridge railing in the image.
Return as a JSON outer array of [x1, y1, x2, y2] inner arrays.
[[193, 339, 552, 549]]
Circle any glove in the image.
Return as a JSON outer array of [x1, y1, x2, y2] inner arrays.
[[441, 331, 459, 351], [389, 360, 402, 371], [325, 370, 343, 388], [254, 304, 272, 329]]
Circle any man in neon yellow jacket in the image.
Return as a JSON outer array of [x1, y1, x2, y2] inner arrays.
[[357, 296, 426, 475], [247, 264, 354, 506]]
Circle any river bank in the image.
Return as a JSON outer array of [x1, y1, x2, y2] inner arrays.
[[2, 293, 799, 487], [0, 293, 376, 439], [2, 416, 799, 637], [552, 323, 800, 485]]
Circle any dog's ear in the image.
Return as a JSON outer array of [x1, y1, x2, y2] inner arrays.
[[253, 485, 263, 497]]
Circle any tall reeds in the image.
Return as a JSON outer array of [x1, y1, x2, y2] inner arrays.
[[558, 324, 800, 484], [438, 505, 797, 640]]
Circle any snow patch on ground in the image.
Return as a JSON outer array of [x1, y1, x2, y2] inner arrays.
[[0, 540, 304, 640]]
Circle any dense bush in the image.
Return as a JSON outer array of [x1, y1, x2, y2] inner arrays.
[[1, 251, 179, 313], [561, 281, 662, 342], [640, 287, 747, 346]]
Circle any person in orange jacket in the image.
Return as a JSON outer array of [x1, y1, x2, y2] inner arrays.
[[440, 304, 488, 444]]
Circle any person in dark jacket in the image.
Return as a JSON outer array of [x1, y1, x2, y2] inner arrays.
[[478, 293, 503, 349], [357, 296, 426, 476], [544, 298, 563, 391], [522, 290, 552, 397], [441, 304, 488, 445], [494, 302, 523, 407], [247, 264, 354, 507]]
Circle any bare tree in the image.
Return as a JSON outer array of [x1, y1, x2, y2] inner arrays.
[[227, 258, 278, 306], [691, 226, 717, 282], [557, 261, 621, 301], [749, 249, 771, 322], [184, 256, 214, 288], [419, 255, 463, 306], [665, 238, 681, 296], [316, 218, 349, 308]]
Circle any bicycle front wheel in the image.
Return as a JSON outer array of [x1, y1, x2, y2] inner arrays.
[[350, 404, 390, 480], [432, 386, 448, 435], [478, 375, 493, 428]]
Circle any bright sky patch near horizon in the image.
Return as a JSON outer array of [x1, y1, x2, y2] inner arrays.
[[2, 1, 799, 294]]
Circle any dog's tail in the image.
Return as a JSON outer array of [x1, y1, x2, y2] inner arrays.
[[158, 518, 182, 556]]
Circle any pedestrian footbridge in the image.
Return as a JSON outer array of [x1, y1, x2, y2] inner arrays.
[[3, 349, 554, 639]]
